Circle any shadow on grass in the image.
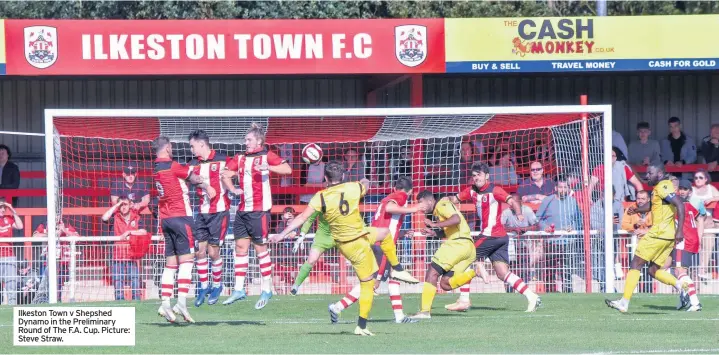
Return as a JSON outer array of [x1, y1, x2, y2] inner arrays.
[[307, 331, 354, 336], [641, 305, 676, 311], [145, 320, 266, 327]]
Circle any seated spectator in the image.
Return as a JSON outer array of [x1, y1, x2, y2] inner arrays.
[[458, 141, 475, 186], [700, 124, 719, 181], [612, 130, 629, 161], [501, 194, 541, 280], [690, 170, 719, 280], [102, 197, 147, 301], [490, 149, 518, 185], [588, 146, 644, 202], [277, 206, 299, 238], [628, 122, 661, 167], [111, 165, 150, 210], [536, 179, 582, 232], [621, 190, 652, 235], [300, 159, 326, 204], [0, 199, 23, 305], [660, 116, 697, 171], [366, 141, 389, 187], [392, 147, 412, 182], [32, 220, 77, 303], [342, 148, 366, 183], [518, 161, 556, 205], [0, 144, 21, 206]]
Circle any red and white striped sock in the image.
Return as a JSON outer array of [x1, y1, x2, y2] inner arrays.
[[196, 258, 209, 290], [504, 272, 536, 298], [160, 265, 178, 304], [333, 284, 361, 311], [257, 251, 273, 293], [388, 280, 404, 321], [211, 259, 223, 288], [177, 260, 194, 307], [677, 273, 700, 306], [234, 253, 249, 292], [458, 285, 471, 303]]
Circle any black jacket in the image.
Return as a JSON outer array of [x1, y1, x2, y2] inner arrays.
[[0, 161, 20, 189]]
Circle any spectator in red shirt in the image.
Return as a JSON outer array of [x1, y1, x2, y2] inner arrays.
[[0, 198, 23, 305], [102, 197, 148, 300], [588, 146, 644, 203], [32, 220, 77, 303]]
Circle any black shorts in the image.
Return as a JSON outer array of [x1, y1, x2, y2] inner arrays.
[[671, 249, 699, 269], [161, 216, 195, 257], [233, 211, 270, 244], [195, 211, 230, 247], [372, 244, 391, 281], [475, 236, 510, 264]]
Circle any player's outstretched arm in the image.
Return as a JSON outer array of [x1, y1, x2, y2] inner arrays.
[[384, 201, 421, 215], [426, 214, 460, 229], [266, 161, 292, 175], [270, 206, 315, 243]]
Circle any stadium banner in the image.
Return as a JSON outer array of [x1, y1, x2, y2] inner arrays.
[[0, 19, 6, 75], [445, 15, 719, 73], [3, 19, 445, 75]]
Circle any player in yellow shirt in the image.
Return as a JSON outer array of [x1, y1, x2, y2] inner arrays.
[[606, 164, 688, 313], [410, 190, 477, 319], [271, 161, 418, 336]]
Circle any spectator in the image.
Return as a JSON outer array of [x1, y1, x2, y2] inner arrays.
[[32, 220, 78, 303], [536, 179, 583, 232], [458, 142, 475, 186], [612, 130, 629, 161], [0, 144, 21, 206], [343, 148, 365, 182], [588, 147, 644, 203], [590, 187, 624, 232], [501, 193, 540, 280], [300, 159, 326, 204], [366, 141, 389, 187], [700, 124, 719, 181], [628, 122, 661, 167], [621, 190, 652, 235], [111, 165, 150, 210], [0, 198, 23, 305], [690, 170, 719, 280], [529, 138, 552, 164], [102, 197, 147, 301], [489, 149, 518, 185], [660, 116, 697, 169], [391, 147, 412, 182], [277, 206, 299, 238], [518, 161, 556, 204]]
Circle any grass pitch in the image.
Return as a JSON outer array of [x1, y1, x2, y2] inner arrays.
[[1, 293, 718, 354]]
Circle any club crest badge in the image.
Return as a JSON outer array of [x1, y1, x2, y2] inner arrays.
[[395, 25, 427, 67], [24, 26, 58, 69]]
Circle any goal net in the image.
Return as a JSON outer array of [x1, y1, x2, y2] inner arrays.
[[42, 106, 612, 304]]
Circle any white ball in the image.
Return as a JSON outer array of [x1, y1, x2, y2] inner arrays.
[[302, 143, 323, 164]]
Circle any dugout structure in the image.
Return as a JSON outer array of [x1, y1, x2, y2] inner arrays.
[[43, 105, 612, 303]]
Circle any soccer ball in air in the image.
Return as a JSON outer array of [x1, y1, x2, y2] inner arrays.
[[301, 143, 323, 164]]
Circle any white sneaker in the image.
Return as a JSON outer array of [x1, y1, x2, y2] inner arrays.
[[159, 302, 176, 323], [525, 293, 541, 313], [605, 299, 628, 313], [409, 312, 431, 320], [686, 303, 702, 312], [354, 326, 375, 336], [391, 270, 419, 284], [173, 303, 196, 323]]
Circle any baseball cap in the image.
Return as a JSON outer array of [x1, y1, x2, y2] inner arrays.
[[679, 179, 692, 190], [123, 165, 137, 175]]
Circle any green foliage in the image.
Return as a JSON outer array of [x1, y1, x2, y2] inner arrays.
[[0, 1, 717, 19]]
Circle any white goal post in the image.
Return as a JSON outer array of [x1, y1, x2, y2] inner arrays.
[[44, 105, 613, 303]]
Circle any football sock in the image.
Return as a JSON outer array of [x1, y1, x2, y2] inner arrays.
[[357, 279, 375, 329], [234, 252, 249, 291], [622, 269, 641, 302], [677, 273, 700, 306], [458, 286, 471, 303], [211, 259, 223, 288], [334, 284, 360, 311], [449, 269, 475, 289], [257, 251, 273, 293], [388, 280, 404, 321], [654, 269, 679, 289], [177, 260, 193, 307], [196, 258, 209, 289], [160, 264, 178, 304], [504, 272, 535, 297], [420, 282, 437, 313], [379, 236, 401, 268], [294, 262, 313, 288]]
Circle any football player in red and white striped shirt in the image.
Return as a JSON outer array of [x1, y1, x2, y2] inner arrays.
[[153, 136, 214, 323], [666, 179, 702, 311], [221, 123, 292, 310], [448, 162, 541, 313], [187, 130, 231, 307], [328, 176, 422, 324]]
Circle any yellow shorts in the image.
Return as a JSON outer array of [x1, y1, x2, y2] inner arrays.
[[635, 235, 675, 266], [431, 238, 475, 274], [336, 227, 379, 281]]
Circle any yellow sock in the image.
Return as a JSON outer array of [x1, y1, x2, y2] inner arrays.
[[654, 269, 679, 288], [357, 279, 375, 327], [379, 236, 400, 268], [623, 269, 641, 301], [449, 269, 476, 289], [420, 282, 437, 313]]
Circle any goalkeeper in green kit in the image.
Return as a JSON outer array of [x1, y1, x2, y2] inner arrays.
[[290, 210, 335, 295]]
